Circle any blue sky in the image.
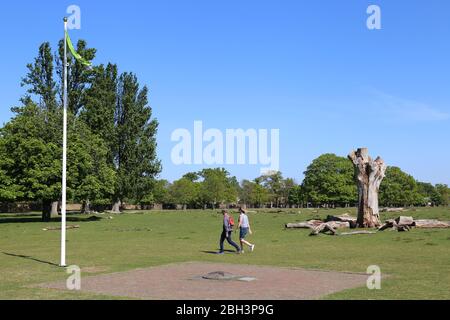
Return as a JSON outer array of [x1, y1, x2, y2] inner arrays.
[[0, 0, 449, 184]]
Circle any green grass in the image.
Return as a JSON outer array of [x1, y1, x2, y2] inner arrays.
[[0, 207, 449, 300]]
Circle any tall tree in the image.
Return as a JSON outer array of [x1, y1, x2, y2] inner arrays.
[[57, 38, 96, 114], [112, 73, 161, 212], [21, 42, 58, 112], [81, 63, 118, 162]]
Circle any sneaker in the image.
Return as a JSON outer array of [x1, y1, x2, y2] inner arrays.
[[250, 245, 255, 252], [217, 252, 225, 255]]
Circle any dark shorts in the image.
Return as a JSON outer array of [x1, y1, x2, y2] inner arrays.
[[240, 227, 249, 240]]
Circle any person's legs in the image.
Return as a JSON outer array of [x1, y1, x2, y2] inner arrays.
[[239, 228, 255, 252], [241, 239, 253, 248], [226, 232, 241, 252], [219, 231, 226, 253], [239, 228, 253, 248]]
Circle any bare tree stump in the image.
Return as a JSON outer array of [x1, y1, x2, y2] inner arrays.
[[349, 148, 387, 228]]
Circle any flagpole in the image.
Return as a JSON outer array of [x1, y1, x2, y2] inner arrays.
[[61, 17, 68, 267]]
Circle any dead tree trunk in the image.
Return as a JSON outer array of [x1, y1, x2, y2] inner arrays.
[[51, 201, 59, 216], [112, 200, 122, 214], [348, 148, 387, 228], [82, 199, 92, 214]]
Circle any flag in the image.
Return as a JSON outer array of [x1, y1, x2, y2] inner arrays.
[[65, 30, 92, 67]]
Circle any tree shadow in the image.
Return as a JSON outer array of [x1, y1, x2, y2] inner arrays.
[[0, 214, 103, 224], [2, 252, 59, 267]]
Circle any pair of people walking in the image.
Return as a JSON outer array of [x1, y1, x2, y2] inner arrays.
[[218, 208, 255, 254]]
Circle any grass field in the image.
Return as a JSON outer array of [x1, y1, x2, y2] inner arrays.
[[0, 207, 449, 300]]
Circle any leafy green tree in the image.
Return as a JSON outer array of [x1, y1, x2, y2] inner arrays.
[[69, 120, 116, 212], [288, 185, 304, 208], [0, 102, 116, 220], [21, 42, 58, 112], [417, 182, 440, 206], [281, 177, 297, 207], [169, 178, 199, 209], [250, 179, 270, 208], [113, 73, 161, 211], [259, 171, 284, 207], [379, 167, 423, 207], [198, 168, 236, 209], [57, 38, 96, 114], [80, 63, 118, 162], [0, 102, 61, 220], [302, 154, 357, 207], [434, 184, 449, 206], [239, 180, 254, 207]]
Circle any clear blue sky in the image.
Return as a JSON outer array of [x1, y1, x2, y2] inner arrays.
[[0, 0, 449, 184]]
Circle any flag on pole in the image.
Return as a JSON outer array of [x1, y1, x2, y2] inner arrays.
[[65, 30, 92, 67]]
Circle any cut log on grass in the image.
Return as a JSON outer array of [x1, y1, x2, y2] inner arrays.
[[349, 148, 387, 228], [381, 208, 405, 213], [414, 220, 450, 229], [395, 216, 414, 226], [285, 222, 315, 229]]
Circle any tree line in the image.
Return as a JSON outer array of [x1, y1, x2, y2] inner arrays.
[[1, 41, 448, 219], [0, 39, 161, 220], [148, 154, 450, 210]]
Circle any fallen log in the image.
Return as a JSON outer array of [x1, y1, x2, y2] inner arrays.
[[414, 220, 450, 229], [378, 219, 411, 232], [325, 214, 357, 223], [339, 231, 377, 236], [286, 220, 350, 230], [381, 208, 405, 213], [310, 223, 337, 236], [285, 222, 315, 229]]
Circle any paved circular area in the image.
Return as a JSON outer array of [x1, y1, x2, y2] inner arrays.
[[39, 262, 370, 300]]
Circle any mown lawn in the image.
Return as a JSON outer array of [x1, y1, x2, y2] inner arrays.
[[0, 207, 449, 300]]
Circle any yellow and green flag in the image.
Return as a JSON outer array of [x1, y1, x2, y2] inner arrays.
[[65, 31, 92, 67]]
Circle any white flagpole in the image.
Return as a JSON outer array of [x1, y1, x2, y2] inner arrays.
[[61, 17, 68, 267]]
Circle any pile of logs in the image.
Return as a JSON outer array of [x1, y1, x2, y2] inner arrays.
[[286, 214, 450, 236], [286, 214, 365, 236], [378, 216, 450, 232]]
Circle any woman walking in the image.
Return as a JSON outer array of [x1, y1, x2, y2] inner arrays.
[[238, 208, 255, 253]]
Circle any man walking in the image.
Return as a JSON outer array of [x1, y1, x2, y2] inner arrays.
[[218, 210, 241, 254]]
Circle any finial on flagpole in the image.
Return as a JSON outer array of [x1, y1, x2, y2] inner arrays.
[[63, 17, 68, 23]]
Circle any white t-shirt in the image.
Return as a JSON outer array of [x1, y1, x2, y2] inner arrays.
[[240, 214, 250, 228]]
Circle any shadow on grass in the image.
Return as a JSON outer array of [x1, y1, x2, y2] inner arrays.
[[0, 214, 103, 224], [2, 252, 59, 267], [202, 250, 237, 255]]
